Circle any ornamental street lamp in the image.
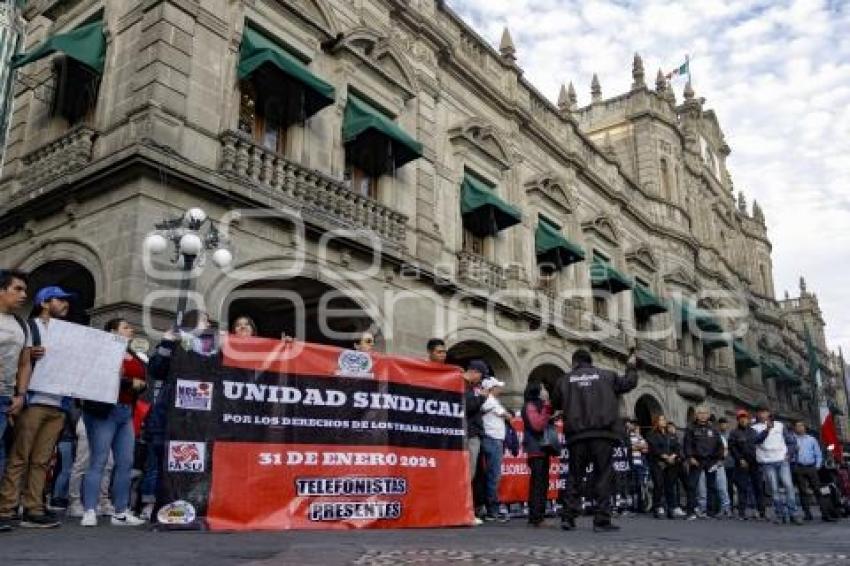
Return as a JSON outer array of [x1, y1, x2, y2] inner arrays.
[[144, 207, 232, 326]]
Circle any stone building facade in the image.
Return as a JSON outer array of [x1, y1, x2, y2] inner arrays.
[[0, 0, 845, 441]]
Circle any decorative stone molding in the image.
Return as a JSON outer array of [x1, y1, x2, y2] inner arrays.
[[330, 28, 418, 98], [663, 267, 698, 293], [626, 244, 659, 273], [279, 0, 339, 38], [524, 173, 575, 215], [581, 213, 620, 247], [448, 117, 512, 171], [219, 131, 407, 250], [19, 125, 97, 192]]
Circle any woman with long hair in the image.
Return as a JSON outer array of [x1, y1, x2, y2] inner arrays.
[[520, 381, 553, 526], [646, 414, 685, 519]]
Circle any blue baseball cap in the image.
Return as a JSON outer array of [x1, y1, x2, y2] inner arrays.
[[467, 359, 489, 376], [34, 286, 75, 305]]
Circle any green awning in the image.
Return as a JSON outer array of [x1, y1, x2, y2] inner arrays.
[[460, 174, 521, 237], [633, 284, 668, 316], [590, 259, 633, 294], [535, 220, 584, 270], [342, 95, 423, 174], [238, 25, 335, 118], [12, 20, 106, 73], [733, 340, 760, 369], [763, 360, 799, 384]]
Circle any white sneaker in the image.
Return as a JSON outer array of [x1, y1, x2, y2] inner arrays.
[[97, 502, 115, 516], [67, 500, 85, 518], [80, 510, 97, 527], [140, 503, 154, 522], [472, 517, 483, 526], [672, 507, 687, 518], [111, 512, 146, 527]]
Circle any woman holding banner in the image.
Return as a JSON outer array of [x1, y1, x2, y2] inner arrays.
[[521, 382, 554, 526]]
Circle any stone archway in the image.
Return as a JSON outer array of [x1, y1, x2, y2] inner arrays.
[[446, 338, 517, 407], [225, 276, 379, 350], [634, 393, 664, 433], [27, 259, 96, 325], [527, 363, 564, 400]]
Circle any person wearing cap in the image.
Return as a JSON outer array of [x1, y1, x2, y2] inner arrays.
[[0, 285, 75, 530], [480, 376, 512, 522], [752, 405, 802, 524], [728, 409, 765, 520], [463, 359, 487, 526], [551, 348, 639, 532]]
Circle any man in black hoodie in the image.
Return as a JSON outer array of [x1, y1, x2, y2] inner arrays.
[[727, 409, 765, 519], [463, 359, 487, 526], [552, 348, 638, 532], [683, 406, 723, 520]]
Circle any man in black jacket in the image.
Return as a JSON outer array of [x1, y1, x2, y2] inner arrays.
[[683, 406, 723, 520], [552, 348, 638, 532], [727, 409, 765, 520], [463, 359, 487, 526]]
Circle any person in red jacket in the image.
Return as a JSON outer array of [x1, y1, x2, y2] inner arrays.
[[521, 381, 554, 526]]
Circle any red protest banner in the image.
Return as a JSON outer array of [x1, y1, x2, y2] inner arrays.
[[497, 417, 565, 504], [157, 336, 474, 530]]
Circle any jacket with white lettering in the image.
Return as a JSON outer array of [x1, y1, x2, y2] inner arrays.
[[551, 362, 638, 443]]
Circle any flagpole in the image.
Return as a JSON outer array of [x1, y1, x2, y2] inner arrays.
[[686, 54, 692, 85]]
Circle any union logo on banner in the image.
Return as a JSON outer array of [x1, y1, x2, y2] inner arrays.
[[168, 441, 206, 473], [175, 380, 213, 411], [334, 349, 374, 378]]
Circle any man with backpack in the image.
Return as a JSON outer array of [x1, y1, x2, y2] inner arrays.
[[0, 285, 75, 530], [0, 270, 31, 482]]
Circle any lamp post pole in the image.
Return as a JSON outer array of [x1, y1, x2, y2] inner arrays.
[[144, 207, 232, 327]]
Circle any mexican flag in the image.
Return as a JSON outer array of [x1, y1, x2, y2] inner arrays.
[[665, 58, 690, 80], [805, 326, 841, 461]]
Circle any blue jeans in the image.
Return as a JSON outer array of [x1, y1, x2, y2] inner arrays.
[[83, 404, 135, 514], [140, 439, 164, 504], [481, 436, 504, 515], [0, 396, 9, 476], [698, 466, 731, 512], [52, 440, 74, 500], [762, 460, 797, 518]]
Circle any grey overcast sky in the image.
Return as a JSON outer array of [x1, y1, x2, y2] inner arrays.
[[450, 0, 850, 354]]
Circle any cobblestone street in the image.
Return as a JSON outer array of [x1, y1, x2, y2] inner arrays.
[[2, 515, 849, 565]]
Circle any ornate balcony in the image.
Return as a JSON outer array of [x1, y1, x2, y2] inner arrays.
[[637, 340, 665, 367], [456, 251, 506, 292], [19, 125, 96, 191], [219, 131, 407, 249]]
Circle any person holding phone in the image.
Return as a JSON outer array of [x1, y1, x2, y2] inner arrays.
[[551, 347, 639, 532]]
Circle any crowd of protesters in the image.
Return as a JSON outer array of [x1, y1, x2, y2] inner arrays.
[[0, 267, 848, 533], [457, 340, 848, 531]]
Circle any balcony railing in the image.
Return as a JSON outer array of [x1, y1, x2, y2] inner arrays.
[[19, 125, 96, 191], [219, 131, 407, 249], [637, 340, 665, 367], [456, 251, 506, 292]]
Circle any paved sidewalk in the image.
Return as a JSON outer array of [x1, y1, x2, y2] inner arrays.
[[1, 515, 848, 565]]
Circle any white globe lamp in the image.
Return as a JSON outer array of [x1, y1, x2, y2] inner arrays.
[[211, 248, 233, 268], [185, 207, 207, 225], [178, 233, 203, 256], [144, 233, 168, 255]]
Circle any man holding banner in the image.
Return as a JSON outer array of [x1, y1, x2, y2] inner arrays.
[[553, 348, 638, 532]]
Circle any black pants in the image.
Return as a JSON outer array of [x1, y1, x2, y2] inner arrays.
[[687, 464, 717, 515], [793, 465, 831, 518], [562, 438, 615, 523], [650, 460, 678, 513], [733, 464, 765, 516], [528, 456, 549, 523]]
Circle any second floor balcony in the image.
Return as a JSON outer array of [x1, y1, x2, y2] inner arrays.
[[18, 125, 97, 193], [219, 131, 408, 251]]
